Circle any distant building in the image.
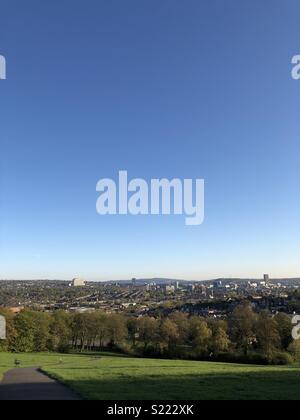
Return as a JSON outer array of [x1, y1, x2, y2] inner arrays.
[[165, 285, 175, 294], [213, 280, 223, 289], [132, 278, 137, 287], [71, 278, 86, 287], [121, 302, 137, 309], [264, 274, 270, 283], [69, 307, 94, 313], [8, 307, 24, 314], [146, 282, 157, 291], [260, 281, 266, 286]]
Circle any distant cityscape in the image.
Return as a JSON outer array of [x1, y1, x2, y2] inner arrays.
[[1, 275, 300, 318]]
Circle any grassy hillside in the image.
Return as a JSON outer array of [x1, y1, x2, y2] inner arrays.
[[1, 352, 300, 400]]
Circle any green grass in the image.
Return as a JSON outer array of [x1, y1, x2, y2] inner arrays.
[[1, 352, 300, 400]]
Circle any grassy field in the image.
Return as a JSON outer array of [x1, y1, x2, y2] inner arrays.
[[1, 352, 300, 400]]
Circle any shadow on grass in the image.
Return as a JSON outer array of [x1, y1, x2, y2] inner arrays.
[[49, 370, 300, 401]]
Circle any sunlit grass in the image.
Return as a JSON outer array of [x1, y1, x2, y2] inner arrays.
[[1, 352, 300, 400]]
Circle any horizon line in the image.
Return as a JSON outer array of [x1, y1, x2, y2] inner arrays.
[[1, 276, 300, 283]]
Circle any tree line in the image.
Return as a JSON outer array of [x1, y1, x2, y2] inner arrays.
[[1, 303, 299, 365]]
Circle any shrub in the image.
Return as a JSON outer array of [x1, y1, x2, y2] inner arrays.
[[213, 352, 268, 365], [288, 340, 300, 362], [270, 352, 293, 365]]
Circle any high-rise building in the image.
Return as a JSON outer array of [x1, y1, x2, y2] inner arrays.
[[132, 278, 137, 287], [264, 274, 270, 283]]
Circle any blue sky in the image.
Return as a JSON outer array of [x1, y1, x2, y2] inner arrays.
[[0, 0, 300, 281]]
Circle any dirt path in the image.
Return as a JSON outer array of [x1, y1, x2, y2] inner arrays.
[[0, 367, 81, 400]]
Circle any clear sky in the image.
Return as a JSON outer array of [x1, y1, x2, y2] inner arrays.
[[0, 0, 300, 281]]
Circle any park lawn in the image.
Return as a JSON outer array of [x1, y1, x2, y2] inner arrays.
[[1, 352, 300, 400]]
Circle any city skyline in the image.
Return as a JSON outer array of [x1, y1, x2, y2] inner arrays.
[[0, 274, 299, 283]]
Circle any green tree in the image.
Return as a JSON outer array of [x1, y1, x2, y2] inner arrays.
[[160, 318, 180, 354], [106, 314, 127, 348], [230, 303, 257, 356], [95, 313, 110, 349], [0, 308, 17, 352], [211, 325, 231, 355], [49, 311, 72, 352], [71, 313, 90, 352], [288, 339, 300, 362], [169, 312, 190, 345], [13, 310, 37, 352], [137, 317, 158, 349], [274, 313, 293, 350], [127, 317, 139, 347], [189, 317, 212, 357], [256, 311, 280, 360], [32, 312, 51, 352]]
